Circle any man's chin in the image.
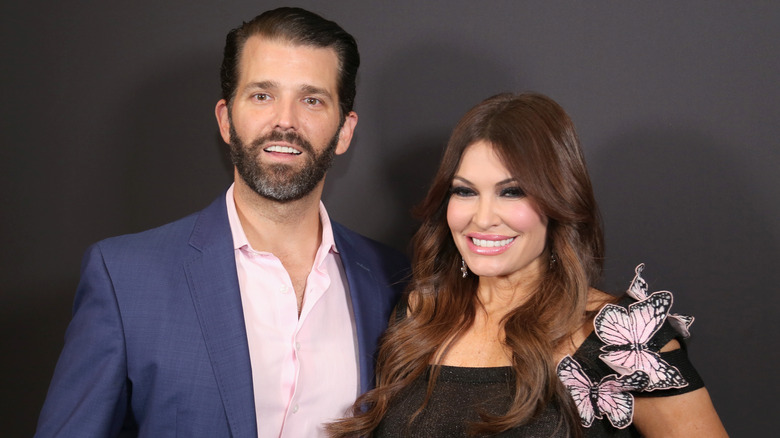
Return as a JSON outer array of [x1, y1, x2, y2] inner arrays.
[[253, 184, 311, 203]]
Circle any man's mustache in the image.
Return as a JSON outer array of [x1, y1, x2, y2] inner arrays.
[[251, 130, 314, 155]]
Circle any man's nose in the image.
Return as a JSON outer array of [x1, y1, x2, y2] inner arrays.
[[273, 98, 299, 130]]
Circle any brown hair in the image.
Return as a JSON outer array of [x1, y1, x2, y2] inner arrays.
[[328, 92, 603, 436], [220, 7, 359, 121]]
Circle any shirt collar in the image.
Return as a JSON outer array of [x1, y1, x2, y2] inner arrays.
[[225, 183, 339, 256]]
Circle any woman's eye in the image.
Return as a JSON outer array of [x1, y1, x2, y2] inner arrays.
[[450, 186, 476, 197], [500, 187, 525, 198]]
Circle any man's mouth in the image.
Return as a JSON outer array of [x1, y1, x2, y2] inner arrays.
[[263, 145, 302, 155]]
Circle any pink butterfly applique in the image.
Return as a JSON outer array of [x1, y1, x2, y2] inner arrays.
[[557, 355, 649, 429], [594, 291, 688, 391], [626, 263, 694, 338]]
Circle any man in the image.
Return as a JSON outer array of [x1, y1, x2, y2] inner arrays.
[[35, 7, 408, 438]]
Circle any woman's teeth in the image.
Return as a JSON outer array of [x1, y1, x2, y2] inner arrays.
[[471, 237, 514, 248]]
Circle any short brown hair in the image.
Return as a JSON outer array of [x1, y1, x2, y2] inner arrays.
[[219, 7, 360, 120]]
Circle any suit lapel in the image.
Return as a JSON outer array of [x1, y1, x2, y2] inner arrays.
[[185, 195, 257, 437], [333, 223, 389, 393]]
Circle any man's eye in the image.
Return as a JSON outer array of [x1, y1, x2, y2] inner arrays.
[[500, 187, 525, 198], [304, 97, 321, 105], [252, 93, 270, 101], [450, 186, 476, 197]]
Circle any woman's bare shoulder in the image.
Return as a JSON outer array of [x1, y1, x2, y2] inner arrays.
[[555, 289, 616, 359], [586, 288, 620, 312]]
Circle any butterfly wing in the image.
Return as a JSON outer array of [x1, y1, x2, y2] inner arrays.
[[595, 304, 644, 374], [669, 313, 695, 338], [599, 348, 688, 391], [595, 291, 671, 352], [594, 304, 635, 346], [597, 291, 687, 389], [595, 371, 649, 429], [557, 356, 596, 427], [629, 291, 672, 343], [626, 263, 648, 301], [596, 291, 672, 348], [625, 264, 693, 337]]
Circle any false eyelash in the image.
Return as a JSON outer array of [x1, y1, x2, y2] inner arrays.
[[499, 186, 526, 198], [449, 186, 475, 197]]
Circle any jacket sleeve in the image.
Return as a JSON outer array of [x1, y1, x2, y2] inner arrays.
[[35, 243, 130, 437]]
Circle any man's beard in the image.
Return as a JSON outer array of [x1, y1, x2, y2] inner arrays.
[[229, 123, 340, 202]]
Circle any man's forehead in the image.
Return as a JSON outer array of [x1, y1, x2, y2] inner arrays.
[[239, 35, 340, 67], [237, 35, 340, 87]]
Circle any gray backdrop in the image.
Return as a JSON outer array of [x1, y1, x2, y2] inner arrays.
[[2, 1, 778, 435]]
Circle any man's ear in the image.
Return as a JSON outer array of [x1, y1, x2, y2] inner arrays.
[[335, 111, 358, 155], [215, 99, 231, 144]]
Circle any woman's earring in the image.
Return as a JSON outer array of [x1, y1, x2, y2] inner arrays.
[[461, 258, 468, 278], [549, 252, 558, 269]]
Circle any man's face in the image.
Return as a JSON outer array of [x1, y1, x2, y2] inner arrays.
[[216, 36, 357, 202]]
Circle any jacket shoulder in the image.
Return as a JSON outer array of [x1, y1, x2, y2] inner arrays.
[[94, 212, 199, 257], [94, 194, 228, 259], [331, 222, 409, 269]]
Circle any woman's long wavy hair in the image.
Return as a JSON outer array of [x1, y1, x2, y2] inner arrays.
[[328, 92, 604, 437]]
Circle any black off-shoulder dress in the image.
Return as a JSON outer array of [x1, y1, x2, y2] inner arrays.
[[375, 267, 704, 437]]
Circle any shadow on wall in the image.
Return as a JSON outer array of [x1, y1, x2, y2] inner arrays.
[[366, 42, 521, 252], [113, 50, 233, 235], [589, 127, 779, 436], [6, 50, 234, 437], [0, 279, 78, 437]]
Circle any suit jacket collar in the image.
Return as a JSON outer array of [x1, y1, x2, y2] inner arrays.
[[332, 222, 387, 393], [186, 194, 257, 437]]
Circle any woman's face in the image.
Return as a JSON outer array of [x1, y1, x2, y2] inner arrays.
[[447, 141, 548, 281]]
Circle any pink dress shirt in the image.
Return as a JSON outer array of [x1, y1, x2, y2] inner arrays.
[[226, 185, 359, 437]]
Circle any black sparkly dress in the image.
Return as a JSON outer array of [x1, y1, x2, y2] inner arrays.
[[374, 266, 704, 437]]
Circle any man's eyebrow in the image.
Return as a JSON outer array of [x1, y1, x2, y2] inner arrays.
[[300, 84, 333, 100], [244, 80, 278, 92]]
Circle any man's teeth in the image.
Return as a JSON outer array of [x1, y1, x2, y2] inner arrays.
[[264, 145, 301, 154], [471, 237, 514, 248]]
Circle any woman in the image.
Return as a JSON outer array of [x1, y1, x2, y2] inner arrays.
[[328, 93, 726, 437]]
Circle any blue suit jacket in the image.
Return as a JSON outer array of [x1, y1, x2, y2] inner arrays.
[[35, 194, 409, 437]]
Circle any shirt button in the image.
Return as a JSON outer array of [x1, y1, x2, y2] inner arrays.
[[292, 404, 299, 413], [295, 342, 301, 350], [280, 285, 288, 293]]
